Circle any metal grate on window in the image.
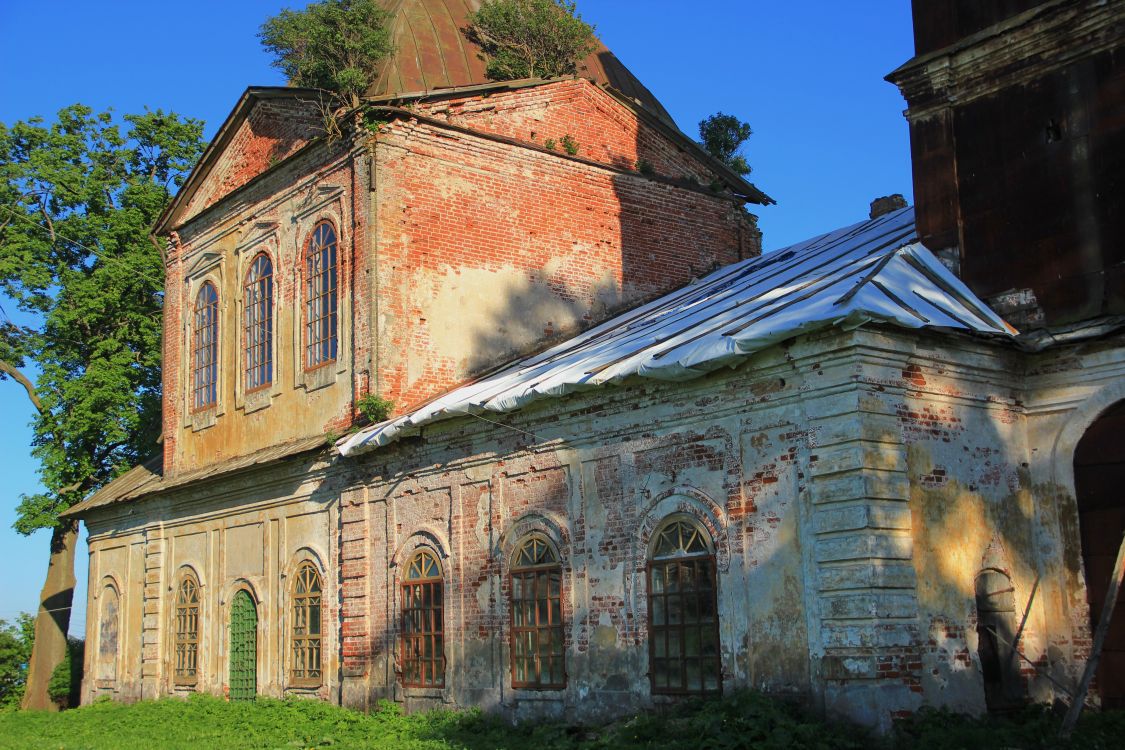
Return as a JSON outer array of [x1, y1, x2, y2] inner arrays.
[[174, 575, 200, 686], [304, 222, 338, 369], [243, 253, 273, 391], [192, 282, 219, 410], [291, 562, 323, 686], [401, 550, 445, 688], [647, 518, 721, 695], [510, 536, 565, 689]]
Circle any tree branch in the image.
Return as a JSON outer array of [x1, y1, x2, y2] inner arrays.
[[0, 358, 44, 414]]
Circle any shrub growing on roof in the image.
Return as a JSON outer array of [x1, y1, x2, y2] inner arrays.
[[466, 0, 596, 81]]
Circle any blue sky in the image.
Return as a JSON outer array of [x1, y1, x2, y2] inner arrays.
[[0, 1, 916, 636]]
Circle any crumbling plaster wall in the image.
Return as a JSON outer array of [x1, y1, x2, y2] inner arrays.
[[82, 322, 1125, 728], [80, 450, 344, 705], [369, 109, 750, 413], [164, 137, 370, 475]]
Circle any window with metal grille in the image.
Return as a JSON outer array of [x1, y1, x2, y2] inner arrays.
[[192, 282, 219, 410], [303, 222, 338, 369], [243, 253, 273, 391], [174, 574, 200, 686], [290, 562, 322, 686], [400, 550, 445, 688], [647, 517, 721, 695], [510, 535, 565, 689], [229, 589, 257, 701]]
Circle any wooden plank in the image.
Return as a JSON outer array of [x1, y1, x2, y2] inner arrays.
[[1062, 528, 1125, 736]]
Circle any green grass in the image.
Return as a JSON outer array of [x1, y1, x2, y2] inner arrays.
[[0, 691, 1122, 750]]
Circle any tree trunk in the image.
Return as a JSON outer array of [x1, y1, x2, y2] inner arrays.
[[20, 520, 77, 711]]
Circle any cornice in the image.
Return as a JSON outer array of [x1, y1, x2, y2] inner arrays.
[[887, 0, 1125, 121]]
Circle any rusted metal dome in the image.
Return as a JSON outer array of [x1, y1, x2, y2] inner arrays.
[[367, 0, 674, 123]]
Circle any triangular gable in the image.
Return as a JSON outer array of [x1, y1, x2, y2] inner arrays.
[[156, 88, 326, 234]]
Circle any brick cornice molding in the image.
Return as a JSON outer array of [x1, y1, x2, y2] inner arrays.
[[887, 0, 1125, 121]]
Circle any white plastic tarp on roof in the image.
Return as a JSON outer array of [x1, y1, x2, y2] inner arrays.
[[339, 206, 1015, 457]]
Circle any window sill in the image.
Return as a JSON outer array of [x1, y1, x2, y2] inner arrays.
[[241, 387, 272, 414], [190, 407, 218, 432]]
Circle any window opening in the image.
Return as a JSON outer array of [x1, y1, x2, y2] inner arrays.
[[401, 550, 445, 688], [192, 282, 219, 410], [243, 254, 273, 391], [229, 590, 257, 700], [174, 574, 200, 686], [291, 562, 323, 686], [975, 568, 1024, 711], [510, 535, 565, 689], [304, 222, 338, 369], [647, 518, 721, 695]]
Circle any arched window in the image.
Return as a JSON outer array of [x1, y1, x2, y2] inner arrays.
[[243, 253, 273, 391], [290, 562, 323, 686], [401, 549, 445, 688], [97, 584, 120, 683], [648, 517, 720, 695], [174, 573, 201, 687], [509, 535, 564, 689], [192, 282, 219, 410], [975, 568, 1024, 711], [303, 222, 338, 369]]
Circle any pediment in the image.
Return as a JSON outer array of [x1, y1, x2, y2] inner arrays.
[[158, 88, 325, 234]]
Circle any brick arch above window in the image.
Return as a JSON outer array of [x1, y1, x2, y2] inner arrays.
[[636, 487, 730, 573]]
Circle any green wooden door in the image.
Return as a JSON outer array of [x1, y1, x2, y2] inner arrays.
[[229, 590, 257, 701]]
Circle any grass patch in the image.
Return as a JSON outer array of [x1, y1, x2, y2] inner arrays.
[[0, 691, 1122, 749]]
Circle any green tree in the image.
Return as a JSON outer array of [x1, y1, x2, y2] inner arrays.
[[0, 614, 34, 709], [259, 0, 394, 109], [0, 105, 205, 710], [466, 0, 596, 81], [698, 112, 753, 177]]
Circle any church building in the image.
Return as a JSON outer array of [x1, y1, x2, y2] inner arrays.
[[67, 0, 1125, 730]]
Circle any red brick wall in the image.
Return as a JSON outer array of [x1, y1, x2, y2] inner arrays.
[[372, 107, 750, 415]]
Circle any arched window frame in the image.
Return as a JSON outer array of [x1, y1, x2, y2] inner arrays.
[[191, 281, 220, 411], [647, 515, 721, 696], [302, 221, 338, 371], [289, 561, 323, 688], [400, 548, 446, 688], [242, 252, 274, 392], [173, 570, 202, 687], [508, 533, 565, 690]]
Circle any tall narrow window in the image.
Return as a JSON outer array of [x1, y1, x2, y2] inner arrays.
[[243, 253, 273, 391], [192, 282, 219, 410], [304, 222, 338, 369], [401, 550, 445, 688], [647, 517, 720, 695], [290, 562, 323, 686], [174, 573, 201, 686], [510, 535, 564, 689]]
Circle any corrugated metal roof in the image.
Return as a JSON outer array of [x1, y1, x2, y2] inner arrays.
[[339, 206, 1017, 457], [368, 0, 675, 123], [64, 435, 328, 518]]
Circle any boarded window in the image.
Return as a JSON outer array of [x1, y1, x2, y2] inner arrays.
[[648, 518, 721, 695], [510, 535, 565, 689], [401, 550, 445, 688], [291, 562, 323, 686], [97, 585, 120, 683], [243, 253, 273, 391], [192, 281, 219, 410], [174, 574, 200, 686], [304, 222, 338, 369]]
